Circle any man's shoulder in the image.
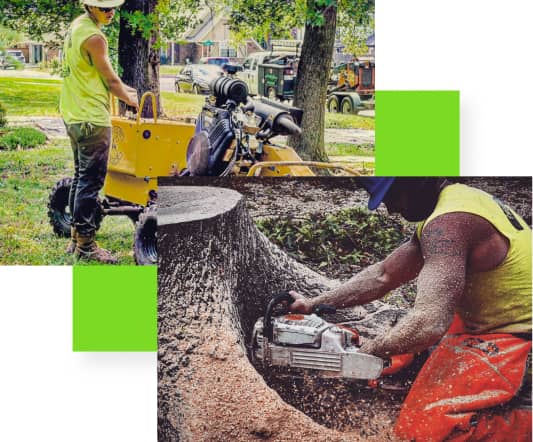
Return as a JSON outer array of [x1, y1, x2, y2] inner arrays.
[[421, 212, 497, 256], [72, 15, 102, 37], [425, 212, 491, 237]]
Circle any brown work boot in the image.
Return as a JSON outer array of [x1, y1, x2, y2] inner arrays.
[[75, 232, 118, 264], [66, 226, 77, 254]]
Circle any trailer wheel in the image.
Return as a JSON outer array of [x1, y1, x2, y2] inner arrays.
[[341, 97, 354, 114], [134, 204, 157, 265], [327, 95, 340, 113]]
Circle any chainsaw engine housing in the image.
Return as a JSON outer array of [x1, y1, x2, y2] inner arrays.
[[252, 313, 384, 380]]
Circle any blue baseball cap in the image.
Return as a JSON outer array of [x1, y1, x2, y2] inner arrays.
[[356, 177, 396, 210]]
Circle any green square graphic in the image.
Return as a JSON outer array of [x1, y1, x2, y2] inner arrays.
[[73, 266, 157, 351], [375, 91, 460, 176]]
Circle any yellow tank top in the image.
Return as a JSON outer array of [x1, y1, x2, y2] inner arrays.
[[60, 15, 111, 126], [417, 183, 531, 334]]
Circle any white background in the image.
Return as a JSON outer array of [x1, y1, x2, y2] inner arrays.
[[1, 1, 532, 441], [377, 0, 533, 174]]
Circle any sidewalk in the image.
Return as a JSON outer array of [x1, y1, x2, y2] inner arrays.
[[7, 116, 375, 148], [0, 67, 61, 80], [7, 116, 66, 138]]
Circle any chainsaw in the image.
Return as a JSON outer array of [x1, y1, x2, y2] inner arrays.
[[252, 292, 387, 380]]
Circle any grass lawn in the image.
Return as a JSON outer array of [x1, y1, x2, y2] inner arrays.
[[326, 142, 374, 157], [327, 142, 375, 173], [160, 91, 204, 117], [0, 77, 62, 116], [0, 77, 374, 131], [325, 112, 374, 130], [160, 65, 184, 76], [0, 139, 134, 265]]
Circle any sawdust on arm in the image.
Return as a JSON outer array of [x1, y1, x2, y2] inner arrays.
[[359, 215, 471, 357], [309, 233, 424, 309]]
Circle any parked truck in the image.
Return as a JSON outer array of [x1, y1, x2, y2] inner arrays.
[[327, 60, 375, 114], [239, 41, 301, 101]]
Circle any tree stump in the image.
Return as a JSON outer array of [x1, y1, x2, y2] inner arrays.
[[158, 186, 405, 441]]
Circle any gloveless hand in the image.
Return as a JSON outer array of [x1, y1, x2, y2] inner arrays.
[[287, 290, 314, 314], [126, 90, 139, 110]]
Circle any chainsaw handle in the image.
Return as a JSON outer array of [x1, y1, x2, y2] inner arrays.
[[263, 291, 295, 342], [314, 304, 337, 315], [263, 293, 337, 341]]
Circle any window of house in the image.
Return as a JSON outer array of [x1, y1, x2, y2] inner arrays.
[[220, 48, 237, 57]]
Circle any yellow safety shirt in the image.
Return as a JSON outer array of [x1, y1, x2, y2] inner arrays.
[[417, 183, 532, 334], [60, 15, 110, 127]]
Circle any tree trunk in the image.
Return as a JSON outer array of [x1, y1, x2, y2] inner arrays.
[[157, 186, 405, 441], [118, 0, 161, 117], [288, 6, 337, 162]]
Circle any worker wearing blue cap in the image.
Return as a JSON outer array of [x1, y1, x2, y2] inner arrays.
[[290, 177, 531, 441]]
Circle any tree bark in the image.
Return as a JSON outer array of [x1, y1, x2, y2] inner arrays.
[[118, 0, 161, 117], [288, 6, 337, 162], [157, 186, 404, 441]]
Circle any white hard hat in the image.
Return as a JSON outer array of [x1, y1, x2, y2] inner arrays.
[[81, 0, 125, 7]]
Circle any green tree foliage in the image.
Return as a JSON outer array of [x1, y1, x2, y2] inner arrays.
[[158, 0, 220, 44], [0, 25, 24, 50], [338, 7, 374, 56], [0, 1, 120, 69], [227, 0, 373, 161], [227, 0, 372, 51], [0, 0, 221, 96], [0, 1, 82, 46], [228, 0, 301, 45]]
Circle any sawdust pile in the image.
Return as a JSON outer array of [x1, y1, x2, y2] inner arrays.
[[169, 326, 402, 441]]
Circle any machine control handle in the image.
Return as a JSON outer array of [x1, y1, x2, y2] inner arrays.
[[263, 291, 295, 342], [136, 92, 158, 125], [263, 292, 338, 342]]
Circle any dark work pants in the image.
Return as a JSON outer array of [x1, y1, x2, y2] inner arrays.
[[65, 122, 111, 236]]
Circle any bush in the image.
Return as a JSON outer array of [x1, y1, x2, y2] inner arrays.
[[0, 127, 47, 150], [0, 102, 6, 128], [38, 58, 61, 75], [256, 207, 406, 269]]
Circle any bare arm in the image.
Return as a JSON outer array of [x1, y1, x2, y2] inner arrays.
[[292, 234, 424, 313], [359, 215, 470, 357], [83, 35, 139, 109]]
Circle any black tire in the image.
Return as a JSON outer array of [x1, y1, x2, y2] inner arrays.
[[341, 97, 354, 114], [133, 204, 157, 265], [127, 213, 140, 224], [47, 177, 103, 237], [47, 177, 73, 237], [327, 95, 340, 113]]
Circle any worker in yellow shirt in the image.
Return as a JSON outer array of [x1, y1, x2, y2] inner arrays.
[[60, 0, 138, 263], [290, 178, 531, 441]]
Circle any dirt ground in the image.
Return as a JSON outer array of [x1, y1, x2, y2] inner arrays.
[[161, 177, 531, 224], [158, 176, 531, 440]]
